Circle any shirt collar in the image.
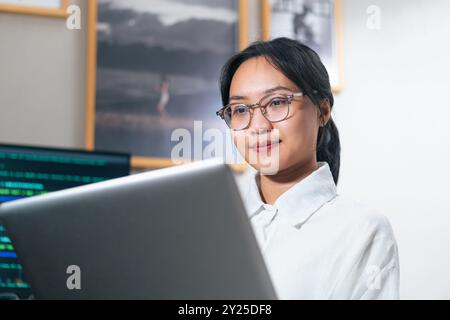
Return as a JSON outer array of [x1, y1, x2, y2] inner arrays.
[[243, 162, 338, 228]]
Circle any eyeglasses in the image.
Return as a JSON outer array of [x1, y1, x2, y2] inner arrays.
[[216, 92, 304, 131]]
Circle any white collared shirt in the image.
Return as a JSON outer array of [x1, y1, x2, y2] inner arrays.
[[240, 162, 400, 300]]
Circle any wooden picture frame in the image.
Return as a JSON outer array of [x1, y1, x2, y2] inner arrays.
[[0, 0, 68, 18], [261, 0, 344, 92], [85, 0, 248, 171]]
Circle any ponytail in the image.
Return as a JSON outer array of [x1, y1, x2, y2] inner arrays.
[[317, 118, 341, 185]]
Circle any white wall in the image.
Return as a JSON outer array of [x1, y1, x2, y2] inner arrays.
[[335, 0, 450, 299], [1, 0, 450, 299]]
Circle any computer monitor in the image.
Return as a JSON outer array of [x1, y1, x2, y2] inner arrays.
[[0, 144, 130, 299]]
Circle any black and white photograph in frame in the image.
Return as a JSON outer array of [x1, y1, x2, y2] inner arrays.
[[265, 0, 343, 91]]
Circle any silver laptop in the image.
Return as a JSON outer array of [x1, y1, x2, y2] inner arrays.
[[0, 159, 276, 300]]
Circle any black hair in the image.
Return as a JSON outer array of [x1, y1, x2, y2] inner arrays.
[[219, 37, 341, 185]]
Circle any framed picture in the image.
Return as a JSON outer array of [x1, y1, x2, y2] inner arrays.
[[86, 0, 249, 170], [0, 0, 68, 18], [261, 0, 343, 92]]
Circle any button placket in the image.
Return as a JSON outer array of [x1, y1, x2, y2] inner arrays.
[[252, 205, 278, 247]]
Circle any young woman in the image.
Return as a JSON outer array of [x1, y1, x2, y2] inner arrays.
[[216, 38, 399, 299]]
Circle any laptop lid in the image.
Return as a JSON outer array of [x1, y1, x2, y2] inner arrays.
[[0, 159, 276, 300]]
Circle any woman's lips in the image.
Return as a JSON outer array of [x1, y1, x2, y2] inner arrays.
[[250, 140, 281, 152]]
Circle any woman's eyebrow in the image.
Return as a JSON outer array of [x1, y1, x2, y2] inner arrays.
[[229, 86, 295, 102], [264, 85, 295, 94], [229, 95, 246, 101]]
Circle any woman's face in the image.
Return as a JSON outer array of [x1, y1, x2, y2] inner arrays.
[[229, 56, 330, 175]]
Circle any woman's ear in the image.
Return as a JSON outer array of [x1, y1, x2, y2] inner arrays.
[[319, 99, 332, 127]]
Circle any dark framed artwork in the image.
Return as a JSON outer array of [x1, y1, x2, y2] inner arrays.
[[261, 0, 343, 92], [86, 0, 249, 169]]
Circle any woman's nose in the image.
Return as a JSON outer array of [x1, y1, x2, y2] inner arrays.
[[248, 108, 273, 132]]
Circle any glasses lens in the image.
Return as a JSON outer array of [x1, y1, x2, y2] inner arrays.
[[222, 106, 232, 128], [224, 104, 250, 130], [262, 95, 290, 122]]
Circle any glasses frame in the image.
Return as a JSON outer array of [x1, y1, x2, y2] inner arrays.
[[216, 91, 304, 131]]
